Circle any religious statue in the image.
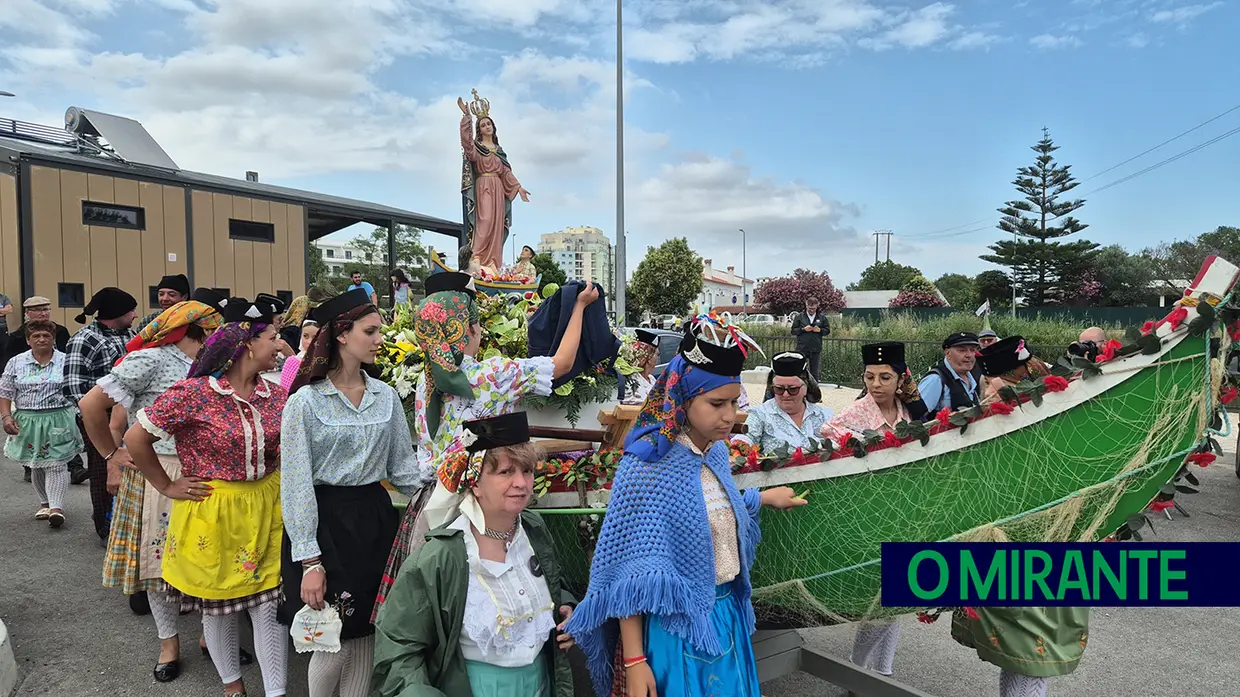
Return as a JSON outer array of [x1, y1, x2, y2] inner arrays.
[[458, 89, 530, 275]]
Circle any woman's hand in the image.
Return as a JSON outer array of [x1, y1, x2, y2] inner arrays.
[[106, 461, 124, 495], [2, 415, 17, 436], [457, 96, 470, 115], [301, 565, 327, 611], [760, 486, 808, 510], [576, 282, 600, 307], [626, 661, 658, 697], [111, 447, 137, 470], [555, 605, 575, 651], [161, 476, 213, 502], [519, 186, 531, 203]]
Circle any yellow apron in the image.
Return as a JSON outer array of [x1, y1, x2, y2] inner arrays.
[[161, 470, 283, 600]]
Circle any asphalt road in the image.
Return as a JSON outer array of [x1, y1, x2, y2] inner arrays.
[[3, 449, 1240, 696]]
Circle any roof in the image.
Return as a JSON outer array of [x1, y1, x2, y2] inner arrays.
[[702, 271, 754, 287], [843, 288, 951, 308], [0, 132, 461, 241]]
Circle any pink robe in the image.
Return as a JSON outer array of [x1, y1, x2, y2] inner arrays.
[[461, 115, 523, 272], [819, 393, 909, 442]]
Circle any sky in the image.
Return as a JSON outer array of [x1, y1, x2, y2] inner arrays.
[[1, 0, 1237, 288]]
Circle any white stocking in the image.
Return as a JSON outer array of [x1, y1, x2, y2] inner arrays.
[[147, 589, 181, 641], [248, 600, 288, 696], [202, 614, 242, 684], [850, 619, 901, 676], [1000, 670, 1050, 697], [307, 635, 376, 697]]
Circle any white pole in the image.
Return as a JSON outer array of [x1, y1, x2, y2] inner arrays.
[[613, 0, 627, 324]]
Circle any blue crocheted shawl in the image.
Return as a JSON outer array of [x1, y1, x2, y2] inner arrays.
[[563, 439, 763, 697]]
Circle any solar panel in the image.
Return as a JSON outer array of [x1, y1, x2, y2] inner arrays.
[[64, 107, 179, 171]]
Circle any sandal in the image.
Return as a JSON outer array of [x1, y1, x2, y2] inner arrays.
[[34, 507, 50, 520], [48, 511, 65, 528]]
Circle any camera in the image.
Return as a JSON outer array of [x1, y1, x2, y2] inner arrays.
[[1067, 340, 1100, 363]]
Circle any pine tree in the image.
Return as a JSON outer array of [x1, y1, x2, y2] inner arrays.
[[980, 127, 1098, 306]]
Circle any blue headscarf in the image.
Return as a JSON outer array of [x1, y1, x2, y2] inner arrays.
[[623, 353, 739, 463]]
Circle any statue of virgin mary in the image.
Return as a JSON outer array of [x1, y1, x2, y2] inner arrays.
[[457, 89, 530, 274]]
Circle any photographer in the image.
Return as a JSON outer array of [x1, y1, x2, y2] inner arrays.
[[1067, 327, 1108, 363]]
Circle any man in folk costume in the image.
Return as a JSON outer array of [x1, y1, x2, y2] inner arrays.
[[136, 274, 191, 334], [64, 286, 139, 541], [917, 332, 981, 417]]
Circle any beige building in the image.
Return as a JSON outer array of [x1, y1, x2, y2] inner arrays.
[[697, 259, 753, 312], [0, 107, 456, 328], [537, 226, 614, 297]]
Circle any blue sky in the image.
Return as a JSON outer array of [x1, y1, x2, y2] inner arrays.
[[1, 0, 1236, 287]]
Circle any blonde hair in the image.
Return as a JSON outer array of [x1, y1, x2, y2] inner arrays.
[[481, 441, 546, 475]]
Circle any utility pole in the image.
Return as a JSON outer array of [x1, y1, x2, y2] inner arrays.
[[738, 228, 747, 311], [613, 0, 627, 324], [871, 230, 892, 263]]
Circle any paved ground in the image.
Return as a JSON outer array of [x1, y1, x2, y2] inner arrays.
[[3, 446, 1240, 696]]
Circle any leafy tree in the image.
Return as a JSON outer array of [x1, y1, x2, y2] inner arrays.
[[846, 261, 923, 291], [1143, 226, 1240, 295], [308, 244, 332, 288], [346, 224, 432, 299], [974, 270, 1013, 308], [754, 269, 847, 315], [530, 253, 567, 294], [980, 127, 1098, 305], [890, 274, 946, 308], [934, 273, 976, 309], [629, 237, 705, 316], [1083, 245, 1156, 306]]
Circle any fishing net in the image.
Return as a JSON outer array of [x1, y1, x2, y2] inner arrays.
[[539, 329, 1230, 629]]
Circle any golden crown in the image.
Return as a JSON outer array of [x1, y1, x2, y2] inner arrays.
[[469, 88, 490, 119]]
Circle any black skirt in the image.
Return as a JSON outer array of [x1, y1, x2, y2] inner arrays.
[[277, 482, 399, 640]]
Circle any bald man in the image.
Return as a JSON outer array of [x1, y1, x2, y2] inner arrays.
[[1079, 327, 1108, 344]]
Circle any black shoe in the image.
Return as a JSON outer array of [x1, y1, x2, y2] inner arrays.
[[129, 591, 151, 616], [22, 467, 30, 483], [69, 466, 89, 485], [153, 660, 181, 683], [200, 645, 254, 665]]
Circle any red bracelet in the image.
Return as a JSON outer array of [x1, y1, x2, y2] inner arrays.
[[623, 655, 647, 667]]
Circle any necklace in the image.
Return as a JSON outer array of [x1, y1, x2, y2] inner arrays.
[[483, 519, 519, 546]]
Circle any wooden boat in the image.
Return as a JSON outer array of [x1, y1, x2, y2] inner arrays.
[[530, 256, 1240, 629], [427, 247, 541, 297]]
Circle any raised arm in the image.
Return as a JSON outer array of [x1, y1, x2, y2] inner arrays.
[[549, 282, 600, 379], [457, 97, 477, 162]]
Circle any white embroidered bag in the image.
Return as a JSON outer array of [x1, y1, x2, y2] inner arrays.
[[290, 604, 343, 654]]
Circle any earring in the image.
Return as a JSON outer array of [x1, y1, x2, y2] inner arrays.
[[248, 349, 255, 360]]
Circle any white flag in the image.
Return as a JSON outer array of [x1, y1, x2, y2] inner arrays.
[[975, 300, 990, 317]]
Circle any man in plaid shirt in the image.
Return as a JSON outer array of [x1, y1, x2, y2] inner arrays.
[[64, 287, 137, 541]]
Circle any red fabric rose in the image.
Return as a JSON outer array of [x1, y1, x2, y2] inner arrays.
[[789, 447, 805, 465], [1222, 387, 1238, 405], [1229, 324, 1240, 342], [1140, 321, 1156, 335], [1095, 339, 1123, 364], [1187, 452, 1216, 467], [1167, 306, 1189, 331], [746, 449, 759, 467], [964, 607, 981, 620], [837, 433, 854, 451], [1043, 375, 1070, 392], [935, 407, 952, 428], [988, 401, 1015, 416], [1150, 500, 1175, 513], [882, 431, 902, 448]]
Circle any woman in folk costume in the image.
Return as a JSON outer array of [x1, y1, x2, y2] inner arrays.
[[976, 335, 1053, 405], [371, 271, 599, 623], [276, 288, 421, 697], [372, 411, 578, 697], [563, 314, 806, 697], [81, 290, 230, 683], [953, 337, 1089, 697], [735, 351, 832, 452], [0, 318, 84, 528], [279, 318, 319, 392], [818, 342, 927, 687], [125, 294, 290, 697], [619, 329, 660, 406]]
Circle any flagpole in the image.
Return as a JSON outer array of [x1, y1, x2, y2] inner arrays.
[[613, 0, 627, 324]]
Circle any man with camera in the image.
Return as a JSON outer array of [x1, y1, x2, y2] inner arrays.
[[1068, 327, 1108, 363]]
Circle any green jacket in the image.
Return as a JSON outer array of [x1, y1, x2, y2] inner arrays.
[[371, 511, 576, 697]]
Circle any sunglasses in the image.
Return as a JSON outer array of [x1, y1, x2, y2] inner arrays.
[[772, 385, 803, 396]]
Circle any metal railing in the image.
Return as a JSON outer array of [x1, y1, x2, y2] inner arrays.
[[0, 117, 77, 148]]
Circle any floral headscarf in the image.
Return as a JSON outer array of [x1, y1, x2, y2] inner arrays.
[[188, 322, 271, 379], [288, 304, 380, 394], [116, 300, 222, 365], [623, 354, 738, 463], [415, 289, 480, 438], [282, 295, 314, 328]]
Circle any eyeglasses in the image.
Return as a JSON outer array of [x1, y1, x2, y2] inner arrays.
[[772, 385, 802, 396]]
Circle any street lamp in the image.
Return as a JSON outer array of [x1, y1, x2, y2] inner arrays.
[[0, 92, 14, 98], [738, 228, 747, 311]]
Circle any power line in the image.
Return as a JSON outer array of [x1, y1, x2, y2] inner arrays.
[[1082, 124, 1240, 196], [1081, 102, 1240, 182]]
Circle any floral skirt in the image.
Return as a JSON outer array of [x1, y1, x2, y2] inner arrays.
[[161, 471, 283, 615], [102, 456, 184, 594], [951, 606, 1090, 678], [4, 407, 83, 467]]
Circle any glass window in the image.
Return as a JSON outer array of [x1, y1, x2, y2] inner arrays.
[[228, 219, 275, 243], [82, 202, 145, 230]]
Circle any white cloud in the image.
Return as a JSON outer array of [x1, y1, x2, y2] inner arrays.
[[877, 2, 956, 49], [1150, 2, 1222, 24], [1029, 33, 1083, 49], [948, 31, 1003, 51], [1125, 31, 1150, 48]]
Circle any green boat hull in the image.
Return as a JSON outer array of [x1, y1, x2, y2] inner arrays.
[[538, 329, 1222, 629]]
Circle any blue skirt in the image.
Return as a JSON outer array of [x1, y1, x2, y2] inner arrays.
[[644, 582, 761, 697], [465, 658, 550, 697]]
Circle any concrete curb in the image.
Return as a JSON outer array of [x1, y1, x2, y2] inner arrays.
[[0, 619, 16, 697]]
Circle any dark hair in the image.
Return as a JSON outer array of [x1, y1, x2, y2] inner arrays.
[[351, 270, 362, 277], [764, 369, 822, 403], [185, 323, 209, 343], [391, 268, 410, 285], [475, 117, 499, 145], [326, 305, 381, 373], [25, 319, 56, 337]]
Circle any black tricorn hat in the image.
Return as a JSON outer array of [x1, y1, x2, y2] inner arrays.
[[311, 288, 372, 326], [679, 328, 746, 377], [426, 271, 476, 295], [221, 294, 286, 324], [190, 287, 227, 315], [462, 412, 530, 453], [771, 351, 807, 377], [861, 341, 906, 370], [978, 335, 1030, 377], [635, 329, 659, 346]]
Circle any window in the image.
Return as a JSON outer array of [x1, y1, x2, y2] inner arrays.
[[345, 250, 353, 260], [148, 286, 162, 309], [228, 218, 275, 243], [276, 291, 293, 307], [82, 201, 145, 230], [325, 249, 335, 258], [58, 283, 85, 308]]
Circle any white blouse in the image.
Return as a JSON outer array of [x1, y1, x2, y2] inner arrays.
[[450, 514, 557, 668]]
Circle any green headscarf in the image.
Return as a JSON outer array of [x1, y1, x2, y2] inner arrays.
[[415, 289, 481, 438]]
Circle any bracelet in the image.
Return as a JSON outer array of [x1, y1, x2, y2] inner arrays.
[[104, 448, 119, 461], [303, 563, 326, 576], [623, 656, 647, 668]]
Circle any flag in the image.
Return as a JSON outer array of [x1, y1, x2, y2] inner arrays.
[[975, 300, 990, 317]]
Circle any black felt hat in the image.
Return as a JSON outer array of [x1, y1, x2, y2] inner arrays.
[[221, 294, 286, 324], [426, 271, 476, 295], [679, 326, 747, 377], [157, 274, 191, 296], [462, 412, 530, 453], [942, 332, 981, 349], [978, 335, 1030, 377], [190, 287, 227, 315], [861, 341, 906, 371], [75, 287, 137, 324], [635, 329, 659, 346], [311, 288, 372, 326], [772, 351, 807, 377]]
